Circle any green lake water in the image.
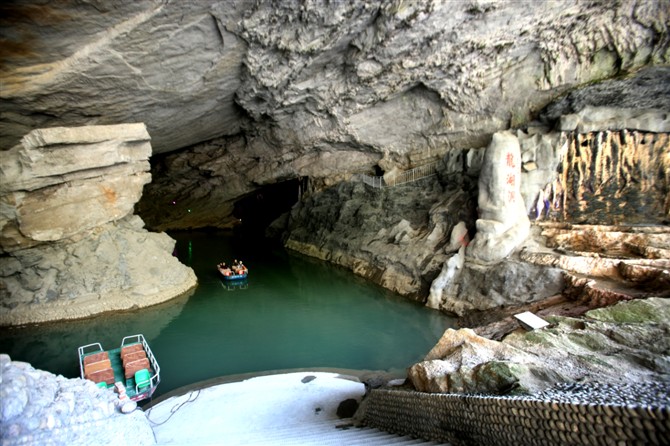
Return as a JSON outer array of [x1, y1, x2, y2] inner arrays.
[[0, 231, 455, 399]]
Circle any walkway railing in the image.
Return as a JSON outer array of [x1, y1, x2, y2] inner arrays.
[[353, 161, 439, 189]]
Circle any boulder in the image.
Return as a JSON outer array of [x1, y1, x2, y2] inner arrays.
[[0, 215, 197, 326], [409, 298, 670, 396], [408, 328, 563, 395], [427, 255, 565, 316], [503, 298, 670, 383]]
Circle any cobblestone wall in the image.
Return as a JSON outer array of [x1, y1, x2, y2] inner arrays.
[[358, 382, 669, 446]]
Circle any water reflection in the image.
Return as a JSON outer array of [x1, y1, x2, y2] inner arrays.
[[220, 279, 249, 292], [0, 290, 192, 378]]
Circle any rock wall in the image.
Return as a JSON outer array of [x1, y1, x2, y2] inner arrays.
[[3, 1, 666, 230], [558, 131, 669, 224], [284, 105, 669, 316], [0, 124, 196, 326], [284, 178, 476, 300], [1, 1, 668, 319]]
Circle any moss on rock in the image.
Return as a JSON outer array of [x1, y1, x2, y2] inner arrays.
[[585, 297, 670, 324]]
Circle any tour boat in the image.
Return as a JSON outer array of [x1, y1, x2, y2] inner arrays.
[[78, 334, 160, 402], [218, 264, 249, 281]]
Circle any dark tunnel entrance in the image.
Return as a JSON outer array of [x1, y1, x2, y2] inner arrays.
[[233, 177, 307, 235]]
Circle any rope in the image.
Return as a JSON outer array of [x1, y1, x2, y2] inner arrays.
[[144, 389, 201, 426]]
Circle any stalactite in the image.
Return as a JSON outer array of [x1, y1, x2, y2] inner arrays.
[[554, 129, 670, 224]]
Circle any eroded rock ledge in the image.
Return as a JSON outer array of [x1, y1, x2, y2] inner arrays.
[[0, 124, 196, 326]]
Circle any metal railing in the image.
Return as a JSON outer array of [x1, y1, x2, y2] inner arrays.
[[353, 161, 439, 188]]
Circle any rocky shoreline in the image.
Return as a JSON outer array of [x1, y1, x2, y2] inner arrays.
[[409, 297, 670, 396]]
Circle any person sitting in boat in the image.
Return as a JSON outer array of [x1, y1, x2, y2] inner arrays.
[[218, 262, 232, 276], [235, 260, 247, 275]]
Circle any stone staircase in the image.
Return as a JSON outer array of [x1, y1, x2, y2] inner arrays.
[[215, 419, 446, 445]]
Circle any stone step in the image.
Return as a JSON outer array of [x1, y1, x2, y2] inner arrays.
[[218, 419, 445, 445]]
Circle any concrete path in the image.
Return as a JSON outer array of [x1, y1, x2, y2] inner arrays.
[[145, 371, 445, 445]]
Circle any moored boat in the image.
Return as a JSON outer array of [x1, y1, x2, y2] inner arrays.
[[78, 334, 160, 402]]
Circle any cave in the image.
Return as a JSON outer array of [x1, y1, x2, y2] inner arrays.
[[233, 177, 308, 235], [0, 1, 669, 444]]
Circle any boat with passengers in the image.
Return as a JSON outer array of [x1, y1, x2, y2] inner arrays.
[[217, 260, 248, 280], [78, 334, 160, 402]]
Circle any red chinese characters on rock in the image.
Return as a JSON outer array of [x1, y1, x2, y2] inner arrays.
[[505, 152, 517, 203]]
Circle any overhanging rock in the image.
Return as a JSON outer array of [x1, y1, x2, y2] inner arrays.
[[0, 124, 196, 326], [0, 124, 152, 253]]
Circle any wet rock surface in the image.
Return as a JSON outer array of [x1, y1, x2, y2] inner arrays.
[[283, 170, 478, 301], [0, 354, 155, 446]]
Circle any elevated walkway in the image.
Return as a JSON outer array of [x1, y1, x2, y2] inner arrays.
[[353, 161, 439, 188]]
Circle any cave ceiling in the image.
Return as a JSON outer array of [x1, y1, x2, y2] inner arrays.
[[1, 0, 668, 214]]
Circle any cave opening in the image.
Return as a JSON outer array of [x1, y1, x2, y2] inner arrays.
[[233, 177, 307, 235]]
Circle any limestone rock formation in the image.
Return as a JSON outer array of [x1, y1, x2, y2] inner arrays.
[[0, 124, 152, 251], [1, 1, 669, 322], [408, 327, 563, 395], [0, 124, 196, 326], [0, 215, 197, 326], [466, 131, 530, 263], [0, 1, 246, 154], [283, 106, 669, 314], [2, 1, 669, 231], [559, 130, 670, 225], [408, 297, 670, 396], [424, 106, 670, 316], [283, 170, 478, 301], [0, 354, 155, 445]]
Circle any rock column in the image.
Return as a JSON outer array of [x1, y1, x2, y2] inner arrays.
[[466, 131, 530, 263], [0, 124, 196, 326]]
